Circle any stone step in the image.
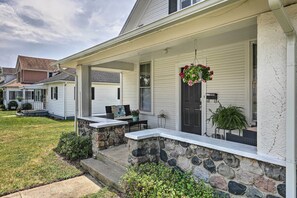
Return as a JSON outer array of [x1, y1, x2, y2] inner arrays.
[[97, 144, 129, 168], [80, 157, 127, 192]]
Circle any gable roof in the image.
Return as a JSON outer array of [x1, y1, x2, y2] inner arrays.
[[17, 55, 56, 71], [120, 0, 149, 35], [37, 68, 120, 84], [1, 67, 16, 75]]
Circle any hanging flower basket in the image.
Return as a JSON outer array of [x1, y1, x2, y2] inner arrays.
[[179, 64, 213, 86]]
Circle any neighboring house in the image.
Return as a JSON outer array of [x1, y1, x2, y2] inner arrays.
[[52, 0, 297, 197], [25, 69, 120, 119], [1, 55, 55, 109], [0, 67, 16, 86]]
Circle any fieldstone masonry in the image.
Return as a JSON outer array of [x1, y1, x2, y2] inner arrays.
[[127, 137, 287, 197], [78, 119, 126, 157]]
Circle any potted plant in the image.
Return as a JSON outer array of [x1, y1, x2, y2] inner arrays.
[[179, 64, 214, 86], [131, 110, 139, 122], [208, 102, 247, 131]]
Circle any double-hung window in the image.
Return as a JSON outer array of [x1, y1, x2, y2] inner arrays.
[[139, 62, 152, 113], [169, 0, 203, 14], [51, 87, 58, 100]]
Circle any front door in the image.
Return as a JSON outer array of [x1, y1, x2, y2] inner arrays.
[[181, 79, 202, 135]]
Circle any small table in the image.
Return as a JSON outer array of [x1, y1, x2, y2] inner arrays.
[[127, 120, 148, 132]]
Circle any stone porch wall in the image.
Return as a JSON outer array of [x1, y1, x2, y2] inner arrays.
[[78, 119, 126, 157], [128, 137, 286, 198]]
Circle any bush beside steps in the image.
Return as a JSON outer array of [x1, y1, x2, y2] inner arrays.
[[55, 132, 92, 161], [121, 163, 215, 198]]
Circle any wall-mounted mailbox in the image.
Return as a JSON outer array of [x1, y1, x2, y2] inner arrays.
[[206, 93, 218, 102]]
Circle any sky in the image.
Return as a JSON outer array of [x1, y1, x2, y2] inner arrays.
[[0, 0, 136, 67]]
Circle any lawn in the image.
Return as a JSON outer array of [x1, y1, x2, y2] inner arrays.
[[0, 111, 82, 196]]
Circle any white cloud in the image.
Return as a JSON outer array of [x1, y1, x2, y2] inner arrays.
[[0, 0, 136, 66]]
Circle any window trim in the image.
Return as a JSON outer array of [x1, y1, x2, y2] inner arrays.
[[138, 61, 153, 115]]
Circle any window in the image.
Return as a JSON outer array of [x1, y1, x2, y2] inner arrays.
[[91, 87, 95, 100], [25, 91, 34, 100], [48, 72, 53, 78], [9, 91, 22, 100], [51, 87, 58, 100], [169, 0, 203, 14], [117, 88, 120, 100], [139, 62, 151, 112], [9, 91, 16, 100], [54, 87, 58, 100], [51, 87, 53, 99]]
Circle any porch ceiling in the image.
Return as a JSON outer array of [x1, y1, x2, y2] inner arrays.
[[91, 18, 257, 69]]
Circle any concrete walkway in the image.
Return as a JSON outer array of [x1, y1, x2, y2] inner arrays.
[[1, 175, 101, 198]]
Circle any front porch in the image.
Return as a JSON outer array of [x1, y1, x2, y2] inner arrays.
[[53, 2, 297, 197]]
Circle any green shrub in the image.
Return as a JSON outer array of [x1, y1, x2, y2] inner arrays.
[[21, 103, 32, 110], [7, 101, 18, 110], [121, 163, 214, 198], [0, 104, 6, 110], [55, 132, 92, 161]]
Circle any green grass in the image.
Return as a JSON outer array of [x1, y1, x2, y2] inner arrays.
[[0, 111, 82, 196]]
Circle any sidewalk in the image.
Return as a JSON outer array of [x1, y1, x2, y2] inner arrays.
[[1, 175, 101, 198]]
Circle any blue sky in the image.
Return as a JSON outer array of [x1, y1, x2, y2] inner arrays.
[[0, 0, 136, 67]]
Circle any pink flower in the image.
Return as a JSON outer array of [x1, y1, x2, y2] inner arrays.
[[210, 71, 214, 75], [179, 72, 185, 78], [192, 74, 196, 77], [194, 80, 198, 83], [184, 65, 189, 70], [207, 66, 210, 70], [188, 80, 193, 86]]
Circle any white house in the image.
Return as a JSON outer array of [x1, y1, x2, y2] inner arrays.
[[1, 56, 55, 109], [25, 68, 121, 119], [51, 0, 297, 197]]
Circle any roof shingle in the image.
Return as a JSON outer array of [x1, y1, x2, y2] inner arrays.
[[18, 55, 56, 71], [1, 67, 16, 75], [38, 68, 120, 84]]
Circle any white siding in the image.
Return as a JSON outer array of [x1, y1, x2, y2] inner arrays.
[[123, 68, 138, 110], [123, 42, 249, 133], [92, 84, 120, 114], [46, 83, 65, 118], [138, 0, 168, 27], [65, 83, 120, 117], [122, 0, 168, 33]]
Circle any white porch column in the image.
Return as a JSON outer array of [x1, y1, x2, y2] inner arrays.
[[257, 4, 297, 161], [76, 65, 92, 117]]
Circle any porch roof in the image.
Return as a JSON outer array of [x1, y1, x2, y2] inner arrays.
[[52, 0, 281, 69]]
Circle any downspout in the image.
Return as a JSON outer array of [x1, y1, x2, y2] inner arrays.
[[268, 1, 297, 197], [56, 64, 79, 135]]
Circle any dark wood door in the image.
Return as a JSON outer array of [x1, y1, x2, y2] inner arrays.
[[181, 80, 202, 135]]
